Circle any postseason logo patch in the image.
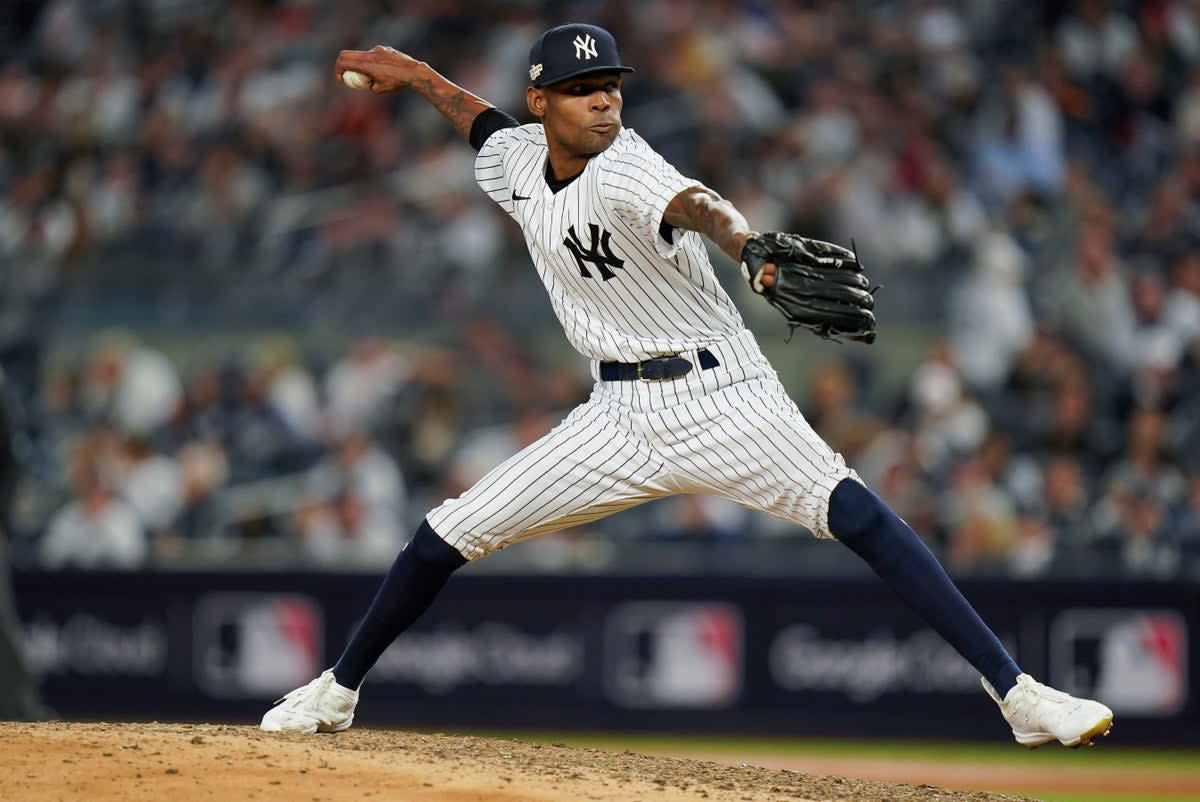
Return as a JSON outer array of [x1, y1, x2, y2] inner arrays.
[[1050, 609, 1188, 716]]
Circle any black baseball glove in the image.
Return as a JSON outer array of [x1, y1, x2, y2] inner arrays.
[[740, 232, 876, 344]]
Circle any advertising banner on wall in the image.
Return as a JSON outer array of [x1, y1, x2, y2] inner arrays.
[[11, 571, 1198, 744]]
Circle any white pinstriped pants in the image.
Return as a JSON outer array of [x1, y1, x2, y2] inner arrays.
[[427, 329, 859, 561]]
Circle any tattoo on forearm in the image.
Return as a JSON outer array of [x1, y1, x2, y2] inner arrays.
[[409, 78, 481, 142], [669, 190, 750, 263]]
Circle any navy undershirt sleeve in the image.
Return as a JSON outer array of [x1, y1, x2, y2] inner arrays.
[[469, 107, 520, 151]]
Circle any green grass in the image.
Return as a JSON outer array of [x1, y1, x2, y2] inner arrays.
[[1037, 795, 1191, 802]]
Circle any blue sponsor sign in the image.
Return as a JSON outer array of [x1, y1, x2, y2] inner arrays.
[[10, 571, 1199, 744]]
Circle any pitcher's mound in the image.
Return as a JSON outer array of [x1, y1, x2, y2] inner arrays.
[[0, 722, 1034, 802]]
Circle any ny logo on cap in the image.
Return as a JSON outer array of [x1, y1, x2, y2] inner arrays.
[[573, 33, 598, 60]]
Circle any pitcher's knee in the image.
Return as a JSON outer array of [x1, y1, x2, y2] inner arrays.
[[827, 478, 886, 547], [410, 519, 469, 570]]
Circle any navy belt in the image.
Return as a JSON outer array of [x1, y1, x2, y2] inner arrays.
[[599, 348, 720, 381]]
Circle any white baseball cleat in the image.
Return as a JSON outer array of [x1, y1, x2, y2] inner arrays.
[[261, 669, 359, 734], [982, 673, 1113, 748]]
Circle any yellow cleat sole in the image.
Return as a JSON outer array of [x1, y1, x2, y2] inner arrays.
[[1020, 716, 1114, 750], [1075, 718, 1114, 748]]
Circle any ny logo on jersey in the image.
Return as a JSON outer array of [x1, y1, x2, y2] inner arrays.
[[563, 224, 625, 281], [573, 34, 598, 60]]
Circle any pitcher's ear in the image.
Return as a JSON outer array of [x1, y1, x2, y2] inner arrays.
[[527, 86, 545, 119]]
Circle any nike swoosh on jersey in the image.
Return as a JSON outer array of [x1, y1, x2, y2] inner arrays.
[[511, 191, 532, 201]]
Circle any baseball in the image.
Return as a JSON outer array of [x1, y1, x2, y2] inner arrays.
[[341, 70, 372, 90]]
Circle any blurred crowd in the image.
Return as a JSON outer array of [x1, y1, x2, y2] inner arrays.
[[2, 0, 1200, 577]]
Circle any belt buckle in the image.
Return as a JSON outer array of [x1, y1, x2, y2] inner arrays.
[[637, 355, 692, 382], [636, 359, 665, 382]]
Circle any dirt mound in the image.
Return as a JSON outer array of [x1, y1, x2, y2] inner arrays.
[[0, 722, 1035, 802]]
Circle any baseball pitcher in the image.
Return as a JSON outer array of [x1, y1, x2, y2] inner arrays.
[[262, 23, 1113, 750]]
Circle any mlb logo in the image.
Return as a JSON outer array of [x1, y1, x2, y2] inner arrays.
[[1050, 609, 1187, 717], [604, 602, 742, 708], [194, 594, 322, 698]]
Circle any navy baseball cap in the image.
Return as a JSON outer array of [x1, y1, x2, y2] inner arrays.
[[528, 23, 634, 88]]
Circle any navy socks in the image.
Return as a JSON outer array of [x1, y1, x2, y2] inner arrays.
[[332, 520, 467, 690], [331, 487, 1022, 698], [827, 478, 1021, 698]]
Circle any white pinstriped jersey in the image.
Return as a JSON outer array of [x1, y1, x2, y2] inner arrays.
[[428, 121, 858, 560], [474, 124, 744, 362]]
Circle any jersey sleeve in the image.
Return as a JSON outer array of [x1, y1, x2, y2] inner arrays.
[[474, 126, 522, 218], [600, 135, 698, 259]]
